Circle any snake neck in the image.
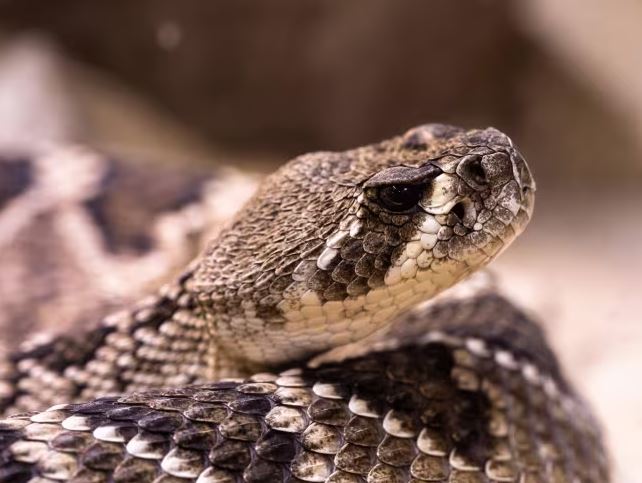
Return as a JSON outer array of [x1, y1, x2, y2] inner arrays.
[[0, 268, 244, 415]]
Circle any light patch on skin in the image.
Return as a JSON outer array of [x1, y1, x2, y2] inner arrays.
[[316, 247, 339, 270], [93, 424, 127, 443], [126, 433, 166, 459], [419, 173, 459, 213], [326, 230, 348, 248], [9, 440, 49, 463]]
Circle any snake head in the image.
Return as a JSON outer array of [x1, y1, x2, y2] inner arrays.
[[360, 124, 535, 272], [192, 124, 535, 365]]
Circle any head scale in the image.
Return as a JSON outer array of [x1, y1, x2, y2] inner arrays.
[[191, 124, 535, 365]]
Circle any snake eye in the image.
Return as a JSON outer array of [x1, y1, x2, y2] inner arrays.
[[377, 184, 424, 212]]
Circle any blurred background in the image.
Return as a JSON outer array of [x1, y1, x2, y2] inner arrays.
[[0, 1, 639, 480]]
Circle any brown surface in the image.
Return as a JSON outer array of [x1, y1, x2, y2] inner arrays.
[[2, 1, 639, 185], [0, 1, 532, 154]]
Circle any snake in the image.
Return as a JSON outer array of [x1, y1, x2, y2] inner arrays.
[[0, 124, 608, 482]]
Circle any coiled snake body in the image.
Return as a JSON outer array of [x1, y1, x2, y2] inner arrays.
[[0, 125, 608, 482]]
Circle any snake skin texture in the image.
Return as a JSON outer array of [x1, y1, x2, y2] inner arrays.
[[0, 294, 608, 482], [0, 147, 258, 347], [0, 124, 609, 481]]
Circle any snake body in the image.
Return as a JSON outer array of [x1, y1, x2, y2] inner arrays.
[[0, 125, 609, 482]]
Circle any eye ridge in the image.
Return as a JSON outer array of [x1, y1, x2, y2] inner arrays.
[[377, 183, 424, 212]]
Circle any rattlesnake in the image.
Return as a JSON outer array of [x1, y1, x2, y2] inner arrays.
[[0, 124, 608, 482]]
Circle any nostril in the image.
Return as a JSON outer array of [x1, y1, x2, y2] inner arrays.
[[467, 158, 487, 185], [452, 201, 466, 220], [457, 155, 488, 188]]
